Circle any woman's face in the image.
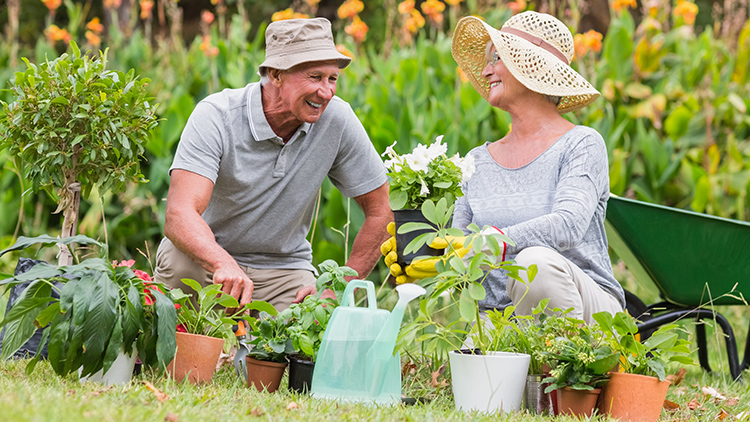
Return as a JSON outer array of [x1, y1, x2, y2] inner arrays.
[[481, 46, 526, 109]]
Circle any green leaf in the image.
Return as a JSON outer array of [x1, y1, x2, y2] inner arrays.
[[0, 280, 52, 360], [0, 235, 102, 258], [458, 290, 476, 322], [81, 272, 118, 371], [152, 290, 177, 370], [246, 300, 277, 316], [100, 315, 123, 376]]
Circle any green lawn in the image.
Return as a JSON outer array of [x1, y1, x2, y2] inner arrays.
[[0, 353, 747, 422]]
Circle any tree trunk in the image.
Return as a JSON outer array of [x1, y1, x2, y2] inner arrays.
[[56, 175, 81, 266]]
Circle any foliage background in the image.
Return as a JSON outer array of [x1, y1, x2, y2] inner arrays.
[[0, 0, 749, 286]]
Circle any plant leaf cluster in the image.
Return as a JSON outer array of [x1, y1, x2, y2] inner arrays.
[[278, 294, 336, 361], [0, 41, 158, 201], [0, 235, 177, 377], [593, 311, 695, 380]]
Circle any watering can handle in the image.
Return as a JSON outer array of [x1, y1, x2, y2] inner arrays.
[[340, 279, 377, 309]]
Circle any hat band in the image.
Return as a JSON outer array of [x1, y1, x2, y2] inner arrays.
[[499, 27, 569, 64]]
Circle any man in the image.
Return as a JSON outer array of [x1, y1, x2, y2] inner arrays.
[[154, 17, 391, 311]]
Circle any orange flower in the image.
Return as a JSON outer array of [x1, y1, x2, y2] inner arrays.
[[87, 17, 104, 33], [139, 0, 154, 19], [45, 25, 71, 43], [202, 10, 215, 24], [345, 15, 368, 44], [398, 0, 415, 14], [338, 0, 364, 20], [404, 9, 425, 34], [508, 0, 526, 14], [200, 35, 220, 57], [611, 0, 636, 12], [673, 0, 698, 25], [293, 12, 310, 19], [574, 30, 603, 59], [85, 31, 101, 46], [103, 0, 122, 8], [421, 0, 445, 16], [272, 8, 295, 21], [456, 66, 468, 83], [42, 0, 62, 11], [444, 0, 463, 5], [336, 44, 355, 59], [304, 0, 321, 6]]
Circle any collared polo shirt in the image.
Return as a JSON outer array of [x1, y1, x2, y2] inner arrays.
[[170, 82, 386, 272]]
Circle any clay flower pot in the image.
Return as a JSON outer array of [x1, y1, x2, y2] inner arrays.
[[555, 387, 601, 417], [246, 356, 288, 393], [166, 332, 224, 384], [597, 372, 671, 422]]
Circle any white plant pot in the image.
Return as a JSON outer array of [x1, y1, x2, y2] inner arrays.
[[449, 351, 530, 413], [80, 347, 138, 386]]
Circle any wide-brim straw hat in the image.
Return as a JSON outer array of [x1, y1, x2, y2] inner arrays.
[[452, 12, 600, 113], [259, 17, 351, 75]]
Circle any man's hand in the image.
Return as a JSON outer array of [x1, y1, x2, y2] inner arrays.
[[212, 263, 254, 306]]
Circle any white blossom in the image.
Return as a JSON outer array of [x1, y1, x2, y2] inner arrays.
[[381, 140, 398, 159], [405, 146, 431, 173], [459, 154, 476, 183], [425, 135, 447, 160], [419, 178, 430, 196]]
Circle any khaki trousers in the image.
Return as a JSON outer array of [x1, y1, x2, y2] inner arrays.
[[153, 238, 315, 312], [507, 246, 622, 324]]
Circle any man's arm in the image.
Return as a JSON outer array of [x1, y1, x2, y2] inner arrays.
[[164, 169, 254, 305], [344, 182, 392, 279]]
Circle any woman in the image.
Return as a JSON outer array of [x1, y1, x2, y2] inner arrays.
[[450, 11, 624, 323]]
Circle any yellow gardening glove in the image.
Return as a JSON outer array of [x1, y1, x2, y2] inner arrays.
[[380, 222, 472, 283]]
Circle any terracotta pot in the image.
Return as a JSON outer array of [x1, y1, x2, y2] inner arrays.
[[166, 332, 224, 384], [246, 356, 287, 392], [597, 372, 671, 422], [555, 387, 601, 417]]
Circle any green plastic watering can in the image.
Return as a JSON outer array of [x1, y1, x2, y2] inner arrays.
[[310, 279, 425, 405]]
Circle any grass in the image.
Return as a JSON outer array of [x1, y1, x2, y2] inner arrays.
[[0, 352, 749, 422]]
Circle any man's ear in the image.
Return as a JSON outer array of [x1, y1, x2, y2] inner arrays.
[[268, 68, 284, 87]]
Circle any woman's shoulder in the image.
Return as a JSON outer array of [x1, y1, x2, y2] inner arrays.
[[564, 125, 605, 144]]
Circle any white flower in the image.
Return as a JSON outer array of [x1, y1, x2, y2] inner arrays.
[[425, 135, 447, 160], [405, 146, 431, 173], [381, 140, 398, 159], [419, 178, 430, 196], [384, 157, 402, 171], [459, 154, 476, 183]]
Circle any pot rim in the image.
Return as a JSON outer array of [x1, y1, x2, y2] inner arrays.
[[246, 356, 288, 368]]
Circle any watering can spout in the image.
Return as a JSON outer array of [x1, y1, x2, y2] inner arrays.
[[365, 283, 426, 397]]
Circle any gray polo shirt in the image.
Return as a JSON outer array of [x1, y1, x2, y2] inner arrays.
[[171, 82, 386, 272]]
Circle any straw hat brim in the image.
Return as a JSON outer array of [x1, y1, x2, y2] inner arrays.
[[452, 16, 600, 113]]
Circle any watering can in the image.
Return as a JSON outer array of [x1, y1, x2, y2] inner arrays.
[[310, 279, 425, 405]]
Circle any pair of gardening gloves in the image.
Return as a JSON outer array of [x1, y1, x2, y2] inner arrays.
[[380, 222, 504, 284]]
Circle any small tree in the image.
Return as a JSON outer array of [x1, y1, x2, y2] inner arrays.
[[0, 41, 158, 265]]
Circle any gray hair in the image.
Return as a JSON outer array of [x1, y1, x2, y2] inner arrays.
[[544, 94, 562, 106]]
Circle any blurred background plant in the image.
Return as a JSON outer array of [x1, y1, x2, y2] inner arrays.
[[0, 0, 748, 295]]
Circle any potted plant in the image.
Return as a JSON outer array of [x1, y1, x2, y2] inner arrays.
[[593, 311, 695, 422], [245, 309, 293, 393], [0, 41, 157, 266], [168, 278, 259, 385], [0, 235, 177, 382], [382, 135, 475, 267], [397, 200, 536, 413], [278, 260, 351, 394], [538, 319, 620, 418]]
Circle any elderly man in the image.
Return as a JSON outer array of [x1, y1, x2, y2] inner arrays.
[[153, 18, 391, 311]]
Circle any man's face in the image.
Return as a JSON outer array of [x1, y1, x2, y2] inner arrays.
[[277, 60, 340, 124]]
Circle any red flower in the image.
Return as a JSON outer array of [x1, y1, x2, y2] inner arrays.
[[176, 324, 187, 333]]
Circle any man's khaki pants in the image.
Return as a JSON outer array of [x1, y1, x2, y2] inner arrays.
[[153, 238, 315, 312], [507, 246, 622, 324]]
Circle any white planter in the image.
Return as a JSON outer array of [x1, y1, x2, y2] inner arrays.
[[80, 347, 138, 386], [449, 351, 530, 413]]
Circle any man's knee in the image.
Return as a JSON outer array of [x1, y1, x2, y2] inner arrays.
[[508, 246, 570, 303]]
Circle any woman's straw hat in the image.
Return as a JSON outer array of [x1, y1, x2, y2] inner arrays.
[[452, 11, 600, 113]]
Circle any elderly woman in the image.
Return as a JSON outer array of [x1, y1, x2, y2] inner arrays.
[[448, 11, 624, 323]]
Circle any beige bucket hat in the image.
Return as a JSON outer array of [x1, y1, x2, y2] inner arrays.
[[452, 11, 600, 113], [259, 17, 351, 76]]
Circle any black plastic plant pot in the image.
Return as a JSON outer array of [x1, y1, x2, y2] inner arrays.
[[287, 354, 315, 394], [393, 209, 445, 268]]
